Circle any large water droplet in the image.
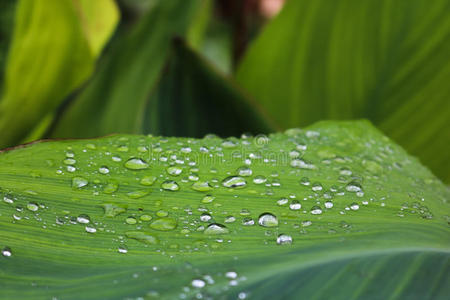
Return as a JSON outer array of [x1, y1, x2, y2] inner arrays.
[[161, 180, 180, 191], [276, 234, 292, 245], [191, 181, 213, 192], [258, 213, 278, 227], [124, 158, 149, 170], [150, 217, 177, 231], [204, 223, 229, 235], [222, 176, 247, 188]]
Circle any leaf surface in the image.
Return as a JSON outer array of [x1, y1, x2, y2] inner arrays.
[[1, 121, 449, 299]]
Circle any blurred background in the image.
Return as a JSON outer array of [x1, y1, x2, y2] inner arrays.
[[0, 0, 448, 182]]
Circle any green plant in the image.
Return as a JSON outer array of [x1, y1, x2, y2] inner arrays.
[[0, 121, 449, 299]]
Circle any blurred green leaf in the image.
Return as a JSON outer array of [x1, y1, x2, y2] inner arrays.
[[236, 0, 450, 182], [0, 0, 119, 148], [1, 121, 449, 299], [0, 0, 16, 94], [50, 0, 207, 139], [144, 39, 276, 137]]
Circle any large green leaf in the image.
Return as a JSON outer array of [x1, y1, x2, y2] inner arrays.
[[0, 0, 119, 148], [1, 121, 448, 299], [236, 0, 450, 182], [144, 39, 276, 137], [50, 0, 206, 139]]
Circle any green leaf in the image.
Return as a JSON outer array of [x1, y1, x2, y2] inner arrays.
[[0, 0, 119, 148], [236, 0, 450, 182], [1, 121, 448, 299], [50, 0, 206, 139], [143, 39, 276, 137]]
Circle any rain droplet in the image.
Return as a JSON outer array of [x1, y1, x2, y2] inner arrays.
[[103, 182, 118, 194], [350, 203, 360, 211], [26, 202, 39, 212], [291, 159, 315, 169], [191, 181, 213, 192], [140, 214, 152, 221], [124, 158, 149, 170], [127, 189, 150, 199], [200, 213, 212, 222], [237, 166, 252, 177], [258, 213, 278, 227], [150, 217, 177, 231], [118, 245, 128, 254], [140, 176, 157, 186], [191, 279, 206, 288], [277, 234, 292, 245], [2, 247, 12, 257], [325, 201, 333, 208], [201, 195, 215, 204], [167, 166, 182, 176], [311, 183, 323, 192], [222, 176, 247, 188], [85, 226, 97, 233], [77, 214, 90, 224], [346, 182, 362, 192], [98, 166, 110, 174], [126, 216, 137, 225], [253, 175, 267, 184], [289, 200, 302, 210], [204, 223, 229, 235], [242, 217, 255, 226], [125, 231, 158, 245], [161, 180, 179, 191], [300, 177, 310, 186], [224, 216, 236, 223], [310, 206, 323, 215], [101, 203, 127, 217], [72, 177, 88, 188]]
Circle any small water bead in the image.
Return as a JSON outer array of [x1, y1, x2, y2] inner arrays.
[[324, 201, 334, 208], [98, 166, 110, 174], [150, 217, 177, 231], [65, 151, 75, 158], [72, 177, 88, 188], [224, 216, 236, 223], [124, 158, 149, 170], [311, 183, 323, 192], [125, 231, 158, 245], [161, 180, 180, 191], [101, 203, 127, 217], [253, 175, 267, 184], [140, 214, 152, 221], [204, 223, 229, 235], [2, 247, 12, 257], [276, 234, 292, 245], [63, 158, 76, 165], [290, 159, 315, 169], [240, 209, 251, 216], [237, 166, 252, 177], [277, 197, 288, 206], [242, 217, 255, 226], [310, 206, 323, 215], [3, 195, 14, 204], [117, 145, 129, 152], [289, 200, 302, 210], [167, 166, 182, 176], [363, 159, 383, 174], [222, 176, 247, 188], [156, 210, 169, 217], [140, 176, 157, 186], [191, 181, 213, 192], [111, 156, 122, 162], [188, 173, 199, 181], [200, 213, 212, 222], [350, 203, 360, 211], [103, 182, 118, 194], [118, 245, 128, 254], [339, 167, 352, 176], [346, 182, 362, 192], [300, 177, 310, 186], [126, 216, 137, 225], [225, 271, 238, 279], [77, 214, 90, 224], [201, 195, 215, 204], [85, 226, 97, 233], [26, 202, 39, 212], [258, 213, 278, 227], [191, 279, 206, 288], [67, 165, 76, 172], [137, 145, 148, 152], [302, 220, 312, 227], [127, 189, 151, 199]]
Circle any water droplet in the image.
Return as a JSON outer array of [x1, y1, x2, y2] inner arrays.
[[150, 218, 177, 231], [276, 234, 292, 245], [224, 216, 236, 223], [346, 182, 362, 192], [191, 279, 206, 288], [156, 210, 168, 217], [118, 245, 128, 254], [324, 201, 333, 208], [291, 159, 315, 169], [101, 203, 127, 217], [225, 271, 238, 279], [289, 200, 302, 210], [126, 231, 159, 245], [222, 176, 247, 188], [310, 206, 323, 215], [103, 182, 118, 194], [242, 217, 255, 226], [201, 195, 215, 204], [302, 220, 312, 227], [200, 213, 212, 222], [72, 177, 88, 188], [124, 158, 149, 170], [140, 214, 152, 221], [77, 214, 90, 224], [350, 203, 360, 211], [140, 176, 157, 186], [2, 247, 12, 257], [26, 202, 39, 212], [161, 180, 179, 191], [311, 183, 323, 191], [237, 166, 252, 177], [167, 166, 182, 176], [258, 213, 278, 227], [127, 189, 150, 199], [63, 158, 76, 165], [126, 216, 137, 225], [85, 226, 96, 233], [98, 166, 110, 174], [363, 160, 383, 174], [253, 175, 267, 184], [204, 223, 229, 235], [300, 177, 310, 186], [191, 181, 213, 192]]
